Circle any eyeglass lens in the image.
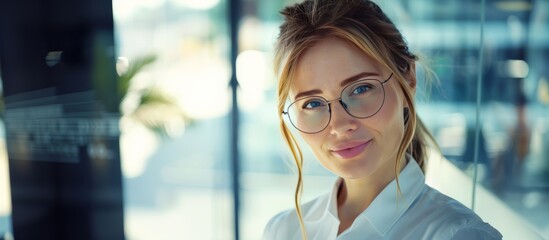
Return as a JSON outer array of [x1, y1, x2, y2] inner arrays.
[[286, 79, 386, 133]]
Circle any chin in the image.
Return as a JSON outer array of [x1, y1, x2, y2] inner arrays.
[[325, 155, 378, 179]]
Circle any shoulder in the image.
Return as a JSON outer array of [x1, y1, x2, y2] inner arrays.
[[449, 221, 503, 240], [407, 185, 502, 239], [262, 194, 328, 240], [262, 209, 296, 240]]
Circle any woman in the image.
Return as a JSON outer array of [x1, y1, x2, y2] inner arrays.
[[263, 0, 502, 239]]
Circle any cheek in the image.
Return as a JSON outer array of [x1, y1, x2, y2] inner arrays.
[[301, 132, 324, 152], [372, 88, 405, 141], [300, 132, 330, 162]]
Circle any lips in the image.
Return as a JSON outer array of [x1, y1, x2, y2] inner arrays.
[[330, 140, 371, 159]]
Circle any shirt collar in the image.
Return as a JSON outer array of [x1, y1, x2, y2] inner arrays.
[[350, 158, 426, 236], [303, 177, 341, 222], [311, 158, 425, 237], [302, 177, 341, 239]]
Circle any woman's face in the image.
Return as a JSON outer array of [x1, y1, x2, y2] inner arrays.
[[291, 37, 412, 182]]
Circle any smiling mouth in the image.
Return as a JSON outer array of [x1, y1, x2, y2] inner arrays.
[[331, 140, 371, 159]]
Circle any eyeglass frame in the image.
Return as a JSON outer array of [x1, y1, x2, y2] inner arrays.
[[282, 73, 394, 134]]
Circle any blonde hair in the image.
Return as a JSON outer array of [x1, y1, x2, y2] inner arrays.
[[274, 0, 437, 238]]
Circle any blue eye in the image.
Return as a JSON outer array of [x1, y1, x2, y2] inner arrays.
[[352, 84, 373, 95], [302, 100, 324, 109]]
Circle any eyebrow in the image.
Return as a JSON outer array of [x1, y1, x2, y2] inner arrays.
[[293, 72, 380, 100]]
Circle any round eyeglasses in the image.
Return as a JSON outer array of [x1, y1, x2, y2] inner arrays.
[[282, 73, 393, 134]]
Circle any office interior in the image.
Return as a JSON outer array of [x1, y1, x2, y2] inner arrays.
[[0, 0, 548, 239]]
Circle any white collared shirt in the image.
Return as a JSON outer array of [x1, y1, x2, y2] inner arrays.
[[262, 160, 502, 240]]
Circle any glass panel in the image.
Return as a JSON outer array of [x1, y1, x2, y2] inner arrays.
[[112, 0, 233, 239], [476, 0, 549, 238], [387, 0, 548, 239]]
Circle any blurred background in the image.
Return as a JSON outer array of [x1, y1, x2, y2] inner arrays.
[[0, 0, 548, 239]]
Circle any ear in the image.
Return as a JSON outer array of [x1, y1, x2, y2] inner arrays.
[[406, 62, 417, 91], [401, 63, 416, 108]]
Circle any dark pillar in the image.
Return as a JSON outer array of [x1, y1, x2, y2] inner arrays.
[[0, 0, 125, 239]]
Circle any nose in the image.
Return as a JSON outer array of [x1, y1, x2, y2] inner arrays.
[[328, 100, 357, 136]]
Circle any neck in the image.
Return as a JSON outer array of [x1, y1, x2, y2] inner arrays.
[[337, 171, 394, 213], [336, 157, 408, 233]]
